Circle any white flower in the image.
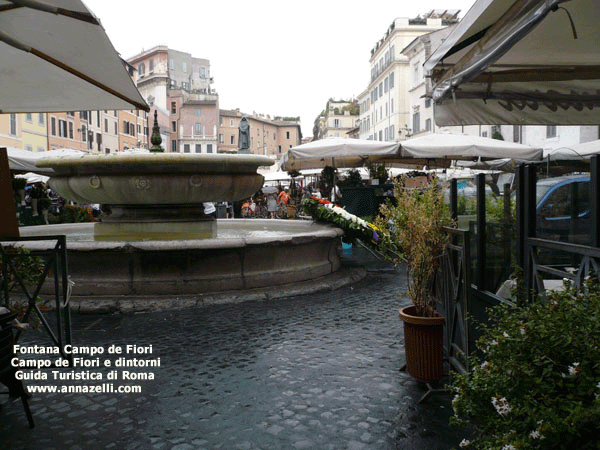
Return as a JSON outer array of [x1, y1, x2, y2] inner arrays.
[[520, 326, 526, 336], [502, 445, 516, 450], [459, 438, 470, 448], [530, 430, 541, 439], [491, 396, 512, 416], [503, 332, 509, 338], [568, 362, 580, 376], [596, 381, 600, 389], [481, 361, 490, 369]]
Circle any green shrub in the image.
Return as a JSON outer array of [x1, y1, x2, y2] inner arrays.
[[450, 277, 600, 449]]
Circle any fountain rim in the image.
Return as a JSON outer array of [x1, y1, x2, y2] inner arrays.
[[35, 152, 275, 174]]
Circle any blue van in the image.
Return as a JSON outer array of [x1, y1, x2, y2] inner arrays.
[[536, 174, 591, 245]]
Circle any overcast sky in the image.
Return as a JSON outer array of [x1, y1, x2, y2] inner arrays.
[[84, 0, 476, 137]]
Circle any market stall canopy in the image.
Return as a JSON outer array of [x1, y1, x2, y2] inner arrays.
[[398, 133, 543, 168], [280, 138, 402, 171], [0, 0, 148, 113], [280, 138, 399, 170], [6, 147, 86, 173], [544, 139, 600, 161], [425, 0, 600, 126]]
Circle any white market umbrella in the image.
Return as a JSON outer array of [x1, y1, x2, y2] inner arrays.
[[6, 147, 86, 173], [425, 0, 600, 126], [0, 0, 148, 113], [544, 139, 600, 162], [399, 133, 543, 168], [279, 138, 401, 171]]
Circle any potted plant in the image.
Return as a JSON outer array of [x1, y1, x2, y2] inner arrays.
[[450, 277, 600, 449], [375, 175, 452, 382]]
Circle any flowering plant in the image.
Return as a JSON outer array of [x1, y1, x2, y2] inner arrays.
[[301, 197, 379, 248], [450, 276, 600, 449]]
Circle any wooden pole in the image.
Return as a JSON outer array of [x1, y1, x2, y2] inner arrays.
[[0, 147, 20, 238]]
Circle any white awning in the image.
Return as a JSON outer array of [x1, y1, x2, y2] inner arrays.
[[425, 0, 600, 126], [0, 0, 148, 113]]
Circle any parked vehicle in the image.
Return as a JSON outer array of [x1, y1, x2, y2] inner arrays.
[[536, 174, 591, 246]]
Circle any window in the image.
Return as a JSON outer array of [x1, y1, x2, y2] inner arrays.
[[58, 119, 67, 138], [195, 123, 202, 135], [378, 130, 383, 141], [149, 59, 154, 72], [25, 113, 32, 122], [123, 120, 128, 133], [51, 117, 56, 135], [195, 108, 201, 117], [412, 112, 420, 133], [546, 125, 557, 138], [206, 144, 213, 154], [171, 102, 176, 114], [138, 63, 145, 76], [38, 113, 44, 125], [137, 124, 141, 135], [389, 72, 394, 89], [425, 118, 432, 132], [169, 59, 175, 70], [9, 114, 17, 135], [230, 119, 234, 126], [230, 135, 235, 145], [184, 144, 190, 153], [425, 98, 431, 108], [513, 125, 521, 143], [286, 131, 290, 139], [182, 62, 187, 73], [482, 131, 488, 137], [80, 111, 88, 121], [384, 77, 388, 93], [195, 144, 202, 153], [104, 118, 109, 133], [69, 122, 73, 139], [114, 122, 118, 135], [25, 144, 33, 151], [171, 121, 177, 132], [80, 124, 86, 141], [379, 83, 383, 97], [171, 140, 177, 152], [219, 134, 224, 144], [129, 123, 136, 136], [97, 111, 101, 126], [333, 119, 340, 129]]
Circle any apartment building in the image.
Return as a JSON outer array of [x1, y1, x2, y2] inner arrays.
[[359, 12, 459, 142], [0, 113, 48, 151], [313, 99, 359, 140], [128, 46, 218, 154], [219, 109, 301, 158]]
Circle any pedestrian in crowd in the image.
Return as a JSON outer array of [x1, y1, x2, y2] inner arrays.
[[267, 190, 278, 218], [330, 182, 342, 203], [203, 202, 217, 218]]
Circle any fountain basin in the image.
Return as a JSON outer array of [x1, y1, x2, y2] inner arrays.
[[18, 220, 348, 312], [36, 153, 274, 240]]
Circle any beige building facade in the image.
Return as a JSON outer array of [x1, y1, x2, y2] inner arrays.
[[219, 109, 301, 159], [359, 13, 459, 142], [128, 46, 218, 154], [313, 99, 359, 140]]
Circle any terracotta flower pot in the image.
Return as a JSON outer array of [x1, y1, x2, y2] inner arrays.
[[399, 304, 445, 383]]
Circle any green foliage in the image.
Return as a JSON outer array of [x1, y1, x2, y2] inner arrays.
[[486, 194, 515, 224], [11, 177, 27, 190], [374, 176, 453, 316], [342, 169, 363, 188], [367, 163, 389, 185], [321, 165, 336, 186], [492, 130, 504, 141], [450, 277, 600, 449], [59, 205, 94, 223], [0, 246, 49, 325]]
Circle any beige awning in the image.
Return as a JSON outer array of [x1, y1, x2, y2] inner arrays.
[[425, 0, 600, 126], [0, 0, 148, 113]]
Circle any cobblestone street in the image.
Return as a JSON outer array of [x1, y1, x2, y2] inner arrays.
[[0, 251, 465, 450]]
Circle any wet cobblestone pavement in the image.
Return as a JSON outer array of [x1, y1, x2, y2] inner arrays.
[[0, 250, 466, 449]]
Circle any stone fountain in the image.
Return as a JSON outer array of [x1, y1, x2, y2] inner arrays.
[[19, 115, 358, 312]]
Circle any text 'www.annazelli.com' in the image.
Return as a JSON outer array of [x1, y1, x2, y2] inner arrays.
[[26, 384, 142, 394]]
